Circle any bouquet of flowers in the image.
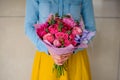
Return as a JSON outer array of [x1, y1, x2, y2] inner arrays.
[[34, 13, 95, 78]]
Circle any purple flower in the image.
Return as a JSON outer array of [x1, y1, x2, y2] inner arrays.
[[75, 35, 82, 44], [75, 29, 96, 44]]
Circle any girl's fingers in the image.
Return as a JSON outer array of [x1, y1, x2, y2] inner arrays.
[[55, 56, 69, 65], [54, 59, 64, 65], [49, 50, 72, 65], [54, 53, 72, 63], [60, 53, 72, 58]]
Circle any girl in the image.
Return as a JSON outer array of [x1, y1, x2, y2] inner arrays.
[[25, 0, 96, 80]]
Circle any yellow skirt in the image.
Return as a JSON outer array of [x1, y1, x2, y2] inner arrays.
[[31, 49, 92, 80]]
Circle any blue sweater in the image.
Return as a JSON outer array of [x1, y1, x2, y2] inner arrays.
[[25, 0, 96, 54]]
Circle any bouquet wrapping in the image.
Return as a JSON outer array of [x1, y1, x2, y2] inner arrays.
[[34, 13, 95, 78]]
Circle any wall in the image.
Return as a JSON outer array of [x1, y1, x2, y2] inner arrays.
[[0, 0, 120, 80]]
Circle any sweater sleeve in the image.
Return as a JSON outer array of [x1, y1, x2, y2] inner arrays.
[[24, 0, 48, 54], [81, 0, 96, 32], [73, 0, 96, 54], [81, 0, 96, 43]]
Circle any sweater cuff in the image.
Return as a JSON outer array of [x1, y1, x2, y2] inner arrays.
[[73, 48, 84, 54], [36, 44, 49, 54]]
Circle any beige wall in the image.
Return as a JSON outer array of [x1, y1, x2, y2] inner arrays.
[[0, 0, 120, 80], [89, 0, 120, 80]]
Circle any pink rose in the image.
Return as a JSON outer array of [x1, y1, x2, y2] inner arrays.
[[63, 33, 69, 40], [54, 24, 59, 31], [35, 23, 48, 37], [55, 18, 62, 24], [34, 24, 40, 29], [72, 27, 82, 35], [55, 32, 65, 40], [61, 26, 71, 33], [63, 22, 73, 30], [43, 33, 54, 43], [71, 40, 77, 46], [55, 32, 69, 40], [37, 30, 47, 38], [46, 14, 54, 22], [48, 24, 59, 34], [69, 34, 75, 40], [53, 39, 61, 47], [64, 39, 71, 47], [63, 18, 76, 27]]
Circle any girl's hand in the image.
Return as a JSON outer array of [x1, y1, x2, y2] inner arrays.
[[48, 50, 72, 65]]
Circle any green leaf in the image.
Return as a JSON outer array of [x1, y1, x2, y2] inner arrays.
[[48, 20, 51, 25], [55, 13, 59, 17], [75, 20, 80, 25], [67, 30, 72, 35], [62, 15, 71, 18], [45, 28, 49, 33], [58, 23, 63, 32], [51, 16, 55, 24], [52, 63, 67, 78]]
